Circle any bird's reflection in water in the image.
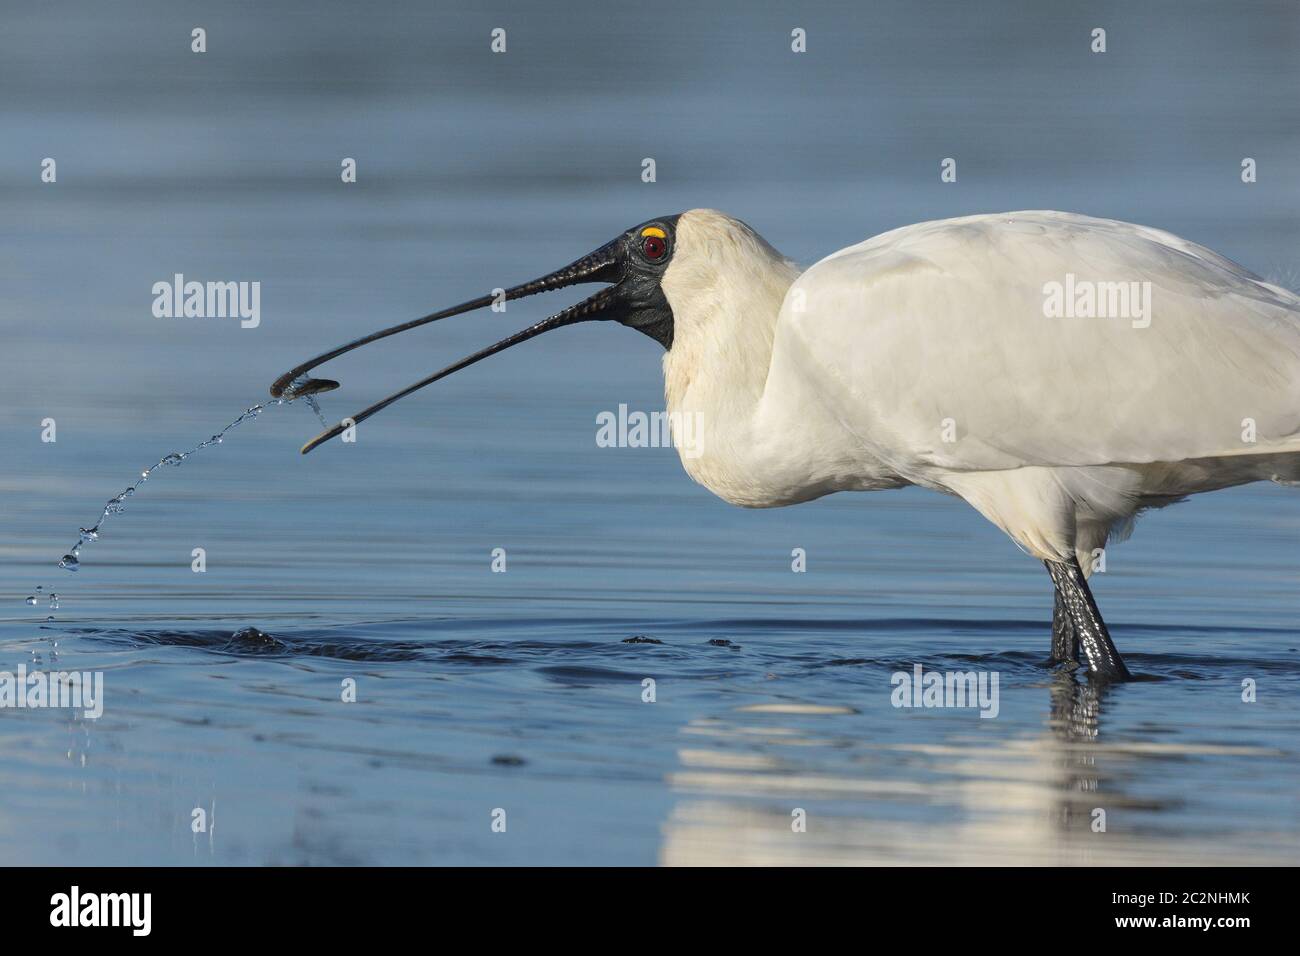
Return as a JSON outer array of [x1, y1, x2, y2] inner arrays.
[[1047, 669, 1103, 835], [660, 667, 1290, 866]]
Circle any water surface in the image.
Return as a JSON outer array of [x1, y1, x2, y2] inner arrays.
[[1, 0, 1297, 865]]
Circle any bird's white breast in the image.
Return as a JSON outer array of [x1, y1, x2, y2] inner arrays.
[[659, 209, 906, 507]]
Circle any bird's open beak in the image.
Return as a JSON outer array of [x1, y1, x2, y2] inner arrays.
[[270, 239, 624, 454]]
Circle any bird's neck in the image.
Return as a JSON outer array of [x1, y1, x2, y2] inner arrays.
[[662, 260, 799, 412], [660, 253, 808, 505]]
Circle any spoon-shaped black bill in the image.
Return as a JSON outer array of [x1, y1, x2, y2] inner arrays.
[[298, 285, 621, 454], [269, 240, 621, 398]]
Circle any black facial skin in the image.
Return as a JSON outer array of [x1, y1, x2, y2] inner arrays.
[[268, 213, 682, 453], [609, 215, 679, 349]]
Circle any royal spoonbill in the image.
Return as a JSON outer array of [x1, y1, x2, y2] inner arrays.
[[272, 210, 1300, 680]]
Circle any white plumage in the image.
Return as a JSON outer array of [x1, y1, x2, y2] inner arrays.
[[660, 209, 1300, 573]]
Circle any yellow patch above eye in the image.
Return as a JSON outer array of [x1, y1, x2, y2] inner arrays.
[[640, 227, 666, 239]]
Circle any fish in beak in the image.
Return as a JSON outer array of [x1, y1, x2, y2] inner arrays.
[[270, 216, 680, 454]]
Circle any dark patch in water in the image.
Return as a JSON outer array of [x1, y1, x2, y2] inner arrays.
[[226, 626, 285, 654], [537, 664, 643, 683], [441, 651, 517, 665], [491, 754, 526, 766], [59, 622, 1300, 684], [812, 651, 1046, 676], [670, 616, 1049, 635], [86, 626, 432, 663], [656, 616, 1298, 639]]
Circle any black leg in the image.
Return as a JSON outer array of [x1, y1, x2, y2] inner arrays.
[[1049, 590, 1078, 666], [1044, 558, 1131, 681]]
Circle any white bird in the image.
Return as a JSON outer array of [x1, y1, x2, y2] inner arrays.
[[272, 209, 1300, 680]]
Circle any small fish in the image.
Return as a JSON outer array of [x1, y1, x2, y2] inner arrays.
[[279, 376, 340, 400]]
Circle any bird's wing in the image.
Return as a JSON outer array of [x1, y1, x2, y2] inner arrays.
[[774, 211, 1300, 474]]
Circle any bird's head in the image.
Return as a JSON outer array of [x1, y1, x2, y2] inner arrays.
[[270, 213, 713, 453]]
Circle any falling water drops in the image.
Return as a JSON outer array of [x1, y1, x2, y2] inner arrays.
[[56, 390, 327, 574], [304, 394, 330, 428], [32, 387, 328, 618]]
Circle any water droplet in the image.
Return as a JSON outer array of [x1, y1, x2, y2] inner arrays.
[[58, 401, 318, 572], [49, 594, 60, 609], [303, 394, 330, 428], [25, 595, 37, 606], [45, 616, 54, 623], [35, 585, 43, 593]]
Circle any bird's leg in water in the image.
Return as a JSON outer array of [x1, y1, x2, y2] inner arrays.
[[1049, 591, 1079, 666], [1044, 558, 1131, 680]]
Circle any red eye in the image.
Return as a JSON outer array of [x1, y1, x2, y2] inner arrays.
[[642, 235, 667, 260]]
